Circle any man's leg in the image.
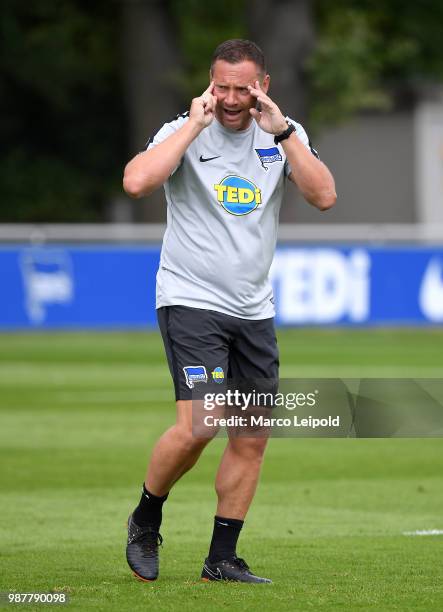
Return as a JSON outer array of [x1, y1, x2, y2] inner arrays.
[[127, 400, 214, 582], [127, 306, 231, 582], [202, 315, 278, 583], [214, 435, 268, 519], [201, 434, 272, 583], [132, 400, 212, 530], [144, 400, 211, 496]]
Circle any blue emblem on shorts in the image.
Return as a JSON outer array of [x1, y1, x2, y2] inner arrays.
[[211, 367, 225, 383], [255, 147, 282, 170], [183, 365, 208, 389]]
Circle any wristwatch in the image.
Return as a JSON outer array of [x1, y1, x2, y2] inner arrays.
[[274, 121, 296, 144]]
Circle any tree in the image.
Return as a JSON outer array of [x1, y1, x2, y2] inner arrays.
[[0, 0, 125, 222], [308, 0, 443, 127], [121, 0, 184, 222], [2, 0, 443, 222], [248, 0, 315, 126]]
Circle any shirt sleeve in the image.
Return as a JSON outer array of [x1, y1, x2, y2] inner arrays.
[[284, 116, 320, 178], [143, 112, 189, 176]]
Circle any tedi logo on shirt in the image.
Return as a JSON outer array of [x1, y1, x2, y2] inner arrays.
[[214, 175, 261, 216]]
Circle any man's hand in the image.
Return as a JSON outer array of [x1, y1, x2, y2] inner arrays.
[[248, 81, 288, 135], [123, 83, 217, 198], [189, 81, 217, 130]]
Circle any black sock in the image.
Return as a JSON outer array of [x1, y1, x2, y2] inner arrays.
[[208, 515, 244, 563], [132, 484, 169, 531]]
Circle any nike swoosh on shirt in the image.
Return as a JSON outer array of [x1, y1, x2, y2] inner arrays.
[[199, 155, 221, 162]]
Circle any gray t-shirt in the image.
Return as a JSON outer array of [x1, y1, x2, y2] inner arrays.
[[147, 113, 316, 319]]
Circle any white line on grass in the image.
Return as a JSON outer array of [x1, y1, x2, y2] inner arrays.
[[403, 529, 443, 536]]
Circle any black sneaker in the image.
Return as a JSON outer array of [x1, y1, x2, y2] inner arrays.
[[126, 513, 163, 582], [201, 556, 272, 584]]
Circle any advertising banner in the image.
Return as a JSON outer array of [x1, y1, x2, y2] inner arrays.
[[0, 245, 442, 329]]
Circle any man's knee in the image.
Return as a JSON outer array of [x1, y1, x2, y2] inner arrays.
[[173, 423, 211, 454], [227, 436, 268, 461], [174, 400, 218, 450]]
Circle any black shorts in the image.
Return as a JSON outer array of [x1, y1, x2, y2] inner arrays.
[[157, 305, 279, 401]]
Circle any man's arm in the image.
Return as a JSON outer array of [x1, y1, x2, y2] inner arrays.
[[281, 130, 337, 211], [123, 82, 217, 199], [248, 81, 336, 211]]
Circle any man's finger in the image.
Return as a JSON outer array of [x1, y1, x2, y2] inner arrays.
[[247, 85, 259, 98], [250, 80, 266, 94], [256, 95, 274, 109], [209, 94, 217, 108], [248, 84, 269, 101], [203, 80, 215, 96], [201, 94, 212, 108], [201, 82, 216, 108], [249, 90, 273, 110], [204, 95, 217, 114], [249, 82, 274, 106]]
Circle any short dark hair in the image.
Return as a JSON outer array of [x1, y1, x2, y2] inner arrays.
[[211, 39, 266, 75]]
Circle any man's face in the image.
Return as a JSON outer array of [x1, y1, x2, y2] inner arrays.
[[211, 59, 270, 131]]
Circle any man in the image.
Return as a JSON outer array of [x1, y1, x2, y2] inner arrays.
[[123, 39, 336, 584]]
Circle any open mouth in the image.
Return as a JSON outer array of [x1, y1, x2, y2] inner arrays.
[[223, 108, 242, 118]]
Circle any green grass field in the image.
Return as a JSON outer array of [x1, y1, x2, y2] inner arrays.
[[1, 329, 443, 611]]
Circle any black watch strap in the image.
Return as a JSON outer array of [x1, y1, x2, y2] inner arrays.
[[274, 121, 296, 144]]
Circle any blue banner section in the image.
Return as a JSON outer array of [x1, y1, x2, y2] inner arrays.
[[270, 246, 443, 326], [0, 244, 442, 329], [0, 246, 160, 329]]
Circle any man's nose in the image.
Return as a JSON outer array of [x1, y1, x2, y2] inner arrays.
[[225, 89, 237, 106]]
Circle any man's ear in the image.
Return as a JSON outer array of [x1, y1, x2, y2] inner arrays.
[[262, 74, 270, 94]]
